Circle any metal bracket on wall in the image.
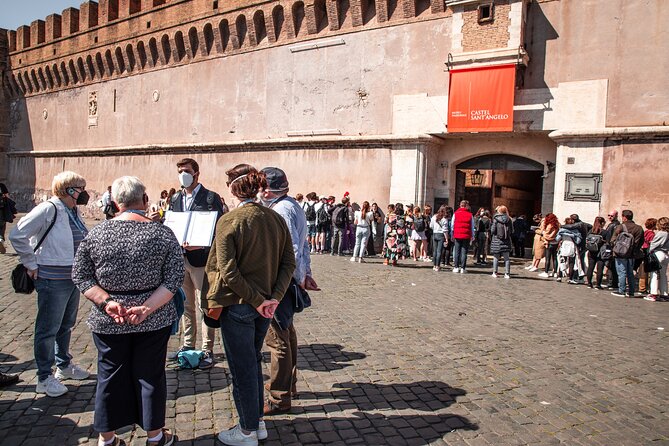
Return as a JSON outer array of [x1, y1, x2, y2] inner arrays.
[[289, 39, 345, 53]]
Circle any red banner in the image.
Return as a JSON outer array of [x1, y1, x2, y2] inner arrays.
[[447, 64, 516, 133]]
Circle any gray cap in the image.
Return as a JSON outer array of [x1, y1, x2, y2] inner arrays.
[[261, 167, 289, 191]]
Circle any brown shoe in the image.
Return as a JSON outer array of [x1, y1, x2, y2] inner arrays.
[[0, 372, 19, 388], [264, 382, 298, 397], [263, 401, 291, 416]]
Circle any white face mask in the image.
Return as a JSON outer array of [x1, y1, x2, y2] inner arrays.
[[179, 172, 194, 188]]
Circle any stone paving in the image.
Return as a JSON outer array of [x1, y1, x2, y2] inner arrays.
[[0, 218, 668, 445]]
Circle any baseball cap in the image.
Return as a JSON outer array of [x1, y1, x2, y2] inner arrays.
[[261, 167, 289, 191]]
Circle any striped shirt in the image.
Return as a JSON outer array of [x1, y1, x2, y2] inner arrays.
[[39, 210, 88, 280]]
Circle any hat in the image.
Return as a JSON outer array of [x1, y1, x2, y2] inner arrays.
[[320, 195, 327, 200], [261, 167, 289, 191]]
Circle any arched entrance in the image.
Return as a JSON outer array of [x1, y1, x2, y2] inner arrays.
[[455, 154, 544, 218]]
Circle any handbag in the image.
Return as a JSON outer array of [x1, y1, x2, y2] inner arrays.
[[11, 202, 58, 294], [644, 251, 662, 272]]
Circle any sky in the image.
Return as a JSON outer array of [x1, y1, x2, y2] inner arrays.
[[1, 0, 84, 31]]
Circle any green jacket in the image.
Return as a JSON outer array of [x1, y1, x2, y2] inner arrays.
[[202, 203, 296, 309]]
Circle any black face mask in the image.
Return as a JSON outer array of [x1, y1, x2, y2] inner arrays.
[[76, 190, 90, 206]]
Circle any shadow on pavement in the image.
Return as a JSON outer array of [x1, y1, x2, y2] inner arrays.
[[296, 343, 367, 371]]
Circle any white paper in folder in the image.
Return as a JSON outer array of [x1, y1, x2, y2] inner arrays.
[[163, 211, 217, 247]]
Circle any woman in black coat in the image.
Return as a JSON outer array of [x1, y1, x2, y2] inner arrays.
[[490, 205, 513, 278]]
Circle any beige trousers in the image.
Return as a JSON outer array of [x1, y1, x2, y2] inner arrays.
[[182, 257, 216, 352]]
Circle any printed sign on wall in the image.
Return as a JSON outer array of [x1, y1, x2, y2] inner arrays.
[[447, 65, 516, 133]]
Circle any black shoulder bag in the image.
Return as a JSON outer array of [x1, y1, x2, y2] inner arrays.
[[11, 202, 58, 294]]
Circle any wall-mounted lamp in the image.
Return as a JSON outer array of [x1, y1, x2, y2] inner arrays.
[[470, 169, 484, 186]]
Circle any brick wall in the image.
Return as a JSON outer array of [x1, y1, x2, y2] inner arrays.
[[462, 0, 511, 52]]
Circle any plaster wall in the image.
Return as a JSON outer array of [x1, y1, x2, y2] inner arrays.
[[524, 0, 669, 127], [9, 18, 452, 152], [600, 141, 669, 225], [551, 141, 604, 224]]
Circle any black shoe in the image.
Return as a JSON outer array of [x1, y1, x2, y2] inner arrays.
[[198, 351, 214, 369], [0, 372, 19, 387], [146, 429, 176, 446], [610, 291, 625, 297]]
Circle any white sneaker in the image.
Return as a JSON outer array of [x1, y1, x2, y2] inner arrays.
[[491, 272, 498, 278], [460, 268, 466, 274], [528, 266, 538, 272], [524, 265, 532, 270], [257, 421, 268, 441], [504, 274, 510, 279], [350, 257, 356, 262], [55, 363, 89, 380], [217, 425, 258, 446], [538, 272, 550, 278], [452, 267, 460, 273], [36, 375, 68, 397]]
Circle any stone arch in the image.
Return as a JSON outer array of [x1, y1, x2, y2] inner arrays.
[[292, 2, 306, 37], [414, 0, 430, 17], [387, 0, 398, 20], [253, 11, 268, 45], [235, 15, 247, 48], [149, 38, 160, 66], [60, 61, 70, 85], [105, 49, 116, 76], [68, 60, 79, 84], [174, 31, 187, 61], [44, 65, 55, 89], [161, 34, 172, 64], [314, 0, 329, 32], [188, 27, 199, 58], [272, 5, 285, 41], [337, 0, 351, 29], [361, 0, 376, 24], [95, 52, 105, 77], [125, 44, 136, 71], [30, 69, 41, 91], [51, 64, 62, 87], [203, 23, 215, 55], [86, 54, 96, 79], [137, 41, 148, 68], [21, 72, 32, 93], [76, 57, 87, 82], [219, 19, 231, 52], [115, 47, 126, 73], [37, 67, 48, 90]]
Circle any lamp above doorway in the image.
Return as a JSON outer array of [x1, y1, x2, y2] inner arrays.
[[470, 169, 485, 186]]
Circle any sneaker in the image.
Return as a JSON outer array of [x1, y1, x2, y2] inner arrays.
[[524, 265, 531, 270], [146, 429, 176, 446], [452, 268, 460, 273], [350, 257, 356, 262], [568, 280, 578, 285], [0, 372, 19, 388], [36, 375, 68, 397], [433, 266, 440, 272], [538, 272, 549, 278], [556, 277, 562, 283], [491, 272, 498, 278], [168, 345, 194, 361], [460, 268, 466, 274], [199, 351, 214, 370], [257, 421, 268, 441], [358, 258, 365, 263], [644, 295, 658, 302], [528, 266, 538, 272], [55, 363, 89, 380], [504, 274, 510, 279], [610, 291, 625, 297], [217, 425, 258, 446], [594, 285, 603, 290]]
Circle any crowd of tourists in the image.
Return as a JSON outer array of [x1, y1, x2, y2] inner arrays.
[[0, 162, 667, 446]]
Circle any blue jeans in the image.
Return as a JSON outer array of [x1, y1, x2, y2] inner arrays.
[[219, 304, 271, 431], [34, 278, 80, 380], [353, 226, 370, 259], [432, 233, 445, 266], [453, 238, 470, 270], [615, 257, 635, 295]]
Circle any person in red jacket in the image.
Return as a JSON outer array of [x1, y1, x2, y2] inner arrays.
[[450, 200, 475, 273]]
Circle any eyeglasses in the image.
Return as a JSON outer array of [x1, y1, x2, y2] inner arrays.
[[607, 214, 614, 217]]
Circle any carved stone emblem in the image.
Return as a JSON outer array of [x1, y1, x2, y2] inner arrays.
[[88, 91, 98, 127]]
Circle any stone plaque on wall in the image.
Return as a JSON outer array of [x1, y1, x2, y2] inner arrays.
[[88, 91, 98, 127], [564, 173, 602, 202]]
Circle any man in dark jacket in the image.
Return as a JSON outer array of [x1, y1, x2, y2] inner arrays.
[[168, 158, 225, 368], [0, 182, 17, 255], [610, 209, 644, 297], [511, 215, 529, 258], [603, 210, 621, 288]]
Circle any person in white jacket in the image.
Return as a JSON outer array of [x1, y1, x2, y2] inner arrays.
[[10, 171, 91, 397]]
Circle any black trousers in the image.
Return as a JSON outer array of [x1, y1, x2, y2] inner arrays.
[[586, 251, 605, 287], [92, 326, 171, 433]]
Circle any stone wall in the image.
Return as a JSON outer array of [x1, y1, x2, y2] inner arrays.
[[461, 0, 511, 52]]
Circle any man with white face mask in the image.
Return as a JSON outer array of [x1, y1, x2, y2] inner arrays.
[[168, 158, 225, 369]]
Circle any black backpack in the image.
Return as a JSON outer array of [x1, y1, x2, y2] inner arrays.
[[304, 203, 316, 221], [317, 205, 331, 225], [612, 225, 635, 258], [585, 233, 603, 253], [414, 217, 426, 232], [496, 220, 509, 240], [334, 206, 348, 228]]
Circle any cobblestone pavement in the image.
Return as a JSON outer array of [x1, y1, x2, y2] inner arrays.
[[1, 218, 668, 445]]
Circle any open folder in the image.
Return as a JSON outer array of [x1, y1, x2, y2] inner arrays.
[[163, 211, 218, 247]]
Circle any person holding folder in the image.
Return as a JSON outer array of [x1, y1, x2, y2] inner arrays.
[[167, 158, 225, 369]]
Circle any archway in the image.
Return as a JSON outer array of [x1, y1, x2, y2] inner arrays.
[[454, 154, 544, 220]]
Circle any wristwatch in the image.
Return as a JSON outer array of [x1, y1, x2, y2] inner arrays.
[[98, 297, 114, 312]]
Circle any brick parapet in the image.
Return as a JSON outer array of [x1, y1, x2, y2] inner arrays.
[[461, 0, 511, 53], [3, 0, 454, 98]]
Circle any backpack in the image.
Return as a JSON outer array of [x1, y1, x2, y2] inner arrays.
[[317, 205, 331, 225], [559, 238, 576, 257], [333, 206, 348, 228], [599, 244, 612, 261], [304, 203, 316, 221], [495, 220, 508, 240], [414, 217, 426, 232], [585, 233, 603, 253], [612, 224, 634, 258]]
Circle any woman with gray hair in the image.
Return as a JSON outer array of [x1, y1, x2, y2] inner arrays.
[[10, 171, 91, 398], [72, 176, 185, 446]]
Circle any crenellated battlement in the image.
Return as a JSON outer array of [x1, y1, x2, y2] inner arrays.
[[1, 0, 460, 97]]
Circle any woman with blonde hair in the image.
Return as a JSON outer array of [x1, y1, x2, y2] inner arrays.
[[352, 200, 373, 263], [490, 205, 513, 278], [10, 171, 91, 398], [646, 217, 669, 302]]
